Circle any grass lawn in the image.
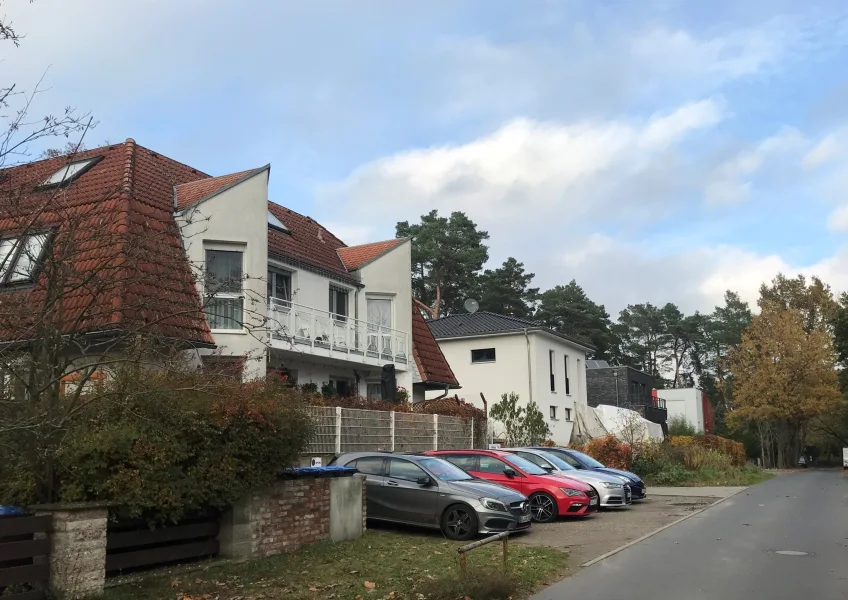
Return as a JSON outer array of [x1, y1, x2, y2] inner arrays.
[[644, 467, 774, 487], [102, 528, 568, 600]]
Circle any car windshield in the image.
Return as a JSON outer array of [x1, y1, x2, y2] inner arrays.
[[505, 454, 548, 475], [570, 450, 606, 469], [538, 452, 576, 471], [417, 457, 474, 481]]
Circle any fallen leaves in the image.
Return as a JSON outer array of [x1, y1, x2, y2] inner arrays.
[[364, 580, 377, 591]]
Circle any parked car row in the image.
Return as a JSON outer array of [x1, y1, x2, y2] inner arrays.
[[328, 446, 647, 541]]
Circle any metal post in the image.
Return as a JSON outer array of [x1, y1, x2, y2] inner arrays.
[[471, 417, 475, 449], [335, 406, 342, 454], [433, 414, 439, 450], [390, 411, 395, 452]]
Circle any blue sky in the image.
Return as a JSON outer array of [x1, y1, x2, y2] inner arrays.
[[4, 0, 848, 315]]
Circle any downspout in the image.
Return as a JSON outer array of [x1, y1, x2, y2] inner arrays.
[[613, 370, 620, 407], [432, 384, 449, 400], [524, 329, 533, 406]]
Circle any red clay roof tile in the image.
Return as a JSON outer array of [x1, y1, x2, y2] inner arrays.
[[267, 202, 358, 284], [412, 305, 459, 387], [174, 167, 263, 210], [0, 140, 214, 346], [337, 238, 405, 271]]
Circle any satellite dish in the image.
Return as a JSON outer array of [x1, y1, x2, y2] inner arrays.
[[464, 298, 479, 314]]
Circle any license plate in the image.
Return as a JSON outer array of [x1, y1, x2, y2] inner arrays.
[[590, 498, 598, 506], [519, 515, 531, 523]]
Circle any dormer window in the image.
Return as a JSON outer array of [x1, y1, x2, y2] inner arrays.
[[40, 157, 101, 188], [0, 232, 49, 285], [268, 211, 289, 233]]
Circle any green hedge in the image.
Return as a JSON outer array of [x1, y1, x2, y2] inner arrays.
[[0, 370, 314, 524]]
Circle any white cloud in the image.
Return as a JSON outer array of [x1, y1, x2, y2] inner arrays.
[[705, 128, 807, 205], [803, 134, 842, 169], [319, 98, 725, 225], [827, 205, 848, 232]]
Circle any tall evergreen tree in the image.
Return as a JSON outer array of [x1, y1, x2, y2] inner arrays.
[[476, 257, 539, 318], [535, 280, 616, 360]]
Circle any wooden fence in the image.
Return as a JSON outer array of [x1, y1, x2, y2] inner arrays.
[[106, 517, 219, 575], [0, 514, 51, 600]]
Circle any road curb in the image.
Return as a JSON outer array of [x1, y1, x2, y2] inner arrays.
[[580, 488, 748, 568]]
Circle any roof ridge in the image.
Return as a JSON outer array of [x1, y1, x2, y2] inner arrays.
[[112, 138, 138, 325], [133, 141, 210, 179]]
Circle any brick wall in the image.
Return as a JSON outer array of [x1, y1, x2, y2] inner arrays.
[[221, 475, 366, 560]]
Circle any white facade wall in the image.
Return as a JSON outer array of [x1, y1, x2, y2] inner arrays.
[[177, 171, 270, 381], [430, 331, 591, 445], [355, 241, 413, 395], [657, 388, 705, 432]]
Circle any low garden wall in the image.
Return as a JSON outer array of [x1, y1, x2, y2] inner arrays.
[[10, 474, 365, 599]]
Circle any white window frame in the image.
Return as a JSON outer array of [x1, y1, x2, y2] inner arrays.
[[204, 245, 246, 332]]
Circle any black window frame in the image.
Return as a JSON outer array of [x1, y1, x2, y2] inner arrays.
[[0, 231, 52, 287], [350, 456, 385, 476], [550, 405, 557, 420], [37, 155, 103, 190], [470, 348, 496, 363], [329, 285, 349, 321], [563, 355, 570, 395], [549, 350, 555, 392], [564, 407, 572, 421]]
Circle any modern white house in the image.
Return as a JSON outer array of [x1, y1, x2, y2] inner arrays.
[[174, 164, 457, 397], [655, 388, 709, 433], [427, 312, 595, 444]]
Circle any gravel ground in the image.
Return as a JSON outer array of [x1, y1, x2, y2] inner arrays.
[[517, 496, 713, 569]]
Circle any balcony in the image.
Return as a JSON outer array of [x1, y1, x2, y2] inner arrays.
[[267, 298, 409, 369]]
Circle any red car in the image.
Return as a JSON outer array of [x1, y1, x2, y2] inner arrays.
[[425, 449, 598, 522]]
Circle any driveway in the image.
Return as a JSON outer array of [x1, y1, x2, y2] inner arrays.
[[532, 469, 848, 600], [519, 495, 712, 567]]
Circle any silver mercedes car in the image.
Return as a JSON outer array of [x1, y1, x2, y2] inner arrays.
[[504, 448, 632, 507], [330, 452, 532, 540]]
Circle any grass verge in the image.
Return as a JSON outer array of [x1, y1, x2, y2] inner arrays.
[[102, 528, 568, 600], [644, 466, 774, 487]]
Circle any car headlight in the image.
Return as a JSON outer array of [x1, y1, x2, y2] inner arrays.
[[480, 497, 508, 512], [601, 481, 623, 489], [559, 488, 585, 497]]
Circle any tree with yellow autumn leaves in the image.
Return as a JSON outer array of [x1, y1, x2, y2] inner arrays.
[[726, 275, 842, 468]]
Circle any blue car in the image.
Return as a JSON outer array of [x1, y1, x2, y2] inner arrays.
[[529, 447, 647, 500]]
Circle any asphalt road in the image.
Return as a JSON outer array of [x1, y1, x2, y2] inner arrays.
[[532, 469, 848, 599]]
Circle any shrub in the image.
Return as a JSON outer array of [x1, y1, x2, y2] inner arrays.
[[669, 434, 746, 466], [583, 435, 633, 470], [668, 415, 697, 436], [0, 369, 314, 524], [680, 447, 733, 471], [652, 463, 689, 486]]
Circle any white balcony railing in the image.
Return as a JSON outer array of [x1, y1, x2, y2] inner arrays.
[[267, 298, 408, 364]]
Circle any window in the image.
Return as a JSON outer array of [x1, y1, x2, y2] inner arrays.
[[329, 285, 348, 321], [205, 249, 244, 330], [442, 454, 477, 471], [333, 379, 351, 397], [550, 405, 558, 420], [366, 383, 382, 400], [352, 456, 384, 476], [367, 297, 393, 355], [559, 453, 582, 468], [564, 355, 571, 395], [564, 408, 572, 421], [515, 451, 552, 470], [267, 211, 289, 232], [477, 456, 511, 474], [40, 157, 100, 187], [549, 350, 555, 392], [0, 233, 49, 285], [388, 458, 427, 482], [471, 348, 496, 363], [267, 269, 291, 306]]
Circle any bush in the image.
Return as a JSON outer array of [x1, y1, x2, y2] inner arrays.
[[668, 415, 697, 436], [652, 463, 690, 486], [669, 434, 746, 466], [583, 435, 633, 470], [0, 369, 314, 524]]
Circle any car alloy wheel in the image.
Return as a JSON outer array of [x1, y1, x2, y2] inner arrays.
[[442, 505, 478, 541], [529, 493, 557, 523]]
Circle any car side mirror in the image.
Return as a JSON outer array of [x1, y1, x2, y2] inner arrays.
[[416, 476, 433, 486], [503, 467, 517, 477], [541, 465, 554, 472]]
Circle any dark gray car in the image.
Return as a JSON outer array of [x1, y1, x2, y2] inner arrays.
[[330, 452, 532, 540]]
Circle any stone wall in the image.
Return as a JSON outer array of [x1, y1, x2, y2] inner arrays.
[[220, 474, 365, 560]]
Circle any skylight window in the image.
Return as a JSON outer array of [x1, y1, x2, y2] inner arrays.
[[0, 233, 49, 285], [268, 211, 289, 232], [40, 157, 100, 187]]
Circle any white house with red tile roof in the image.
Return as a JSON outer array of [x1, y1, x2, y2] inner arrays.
[[0, 140, 459, 400]]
